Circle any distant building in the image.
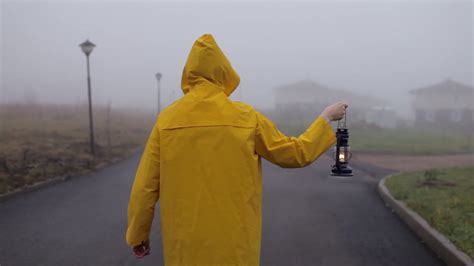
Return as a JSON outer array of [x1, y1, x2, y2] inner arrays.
[[410, 79, 474, 129], [365, 106, 397, 128], [273, 80, 395, 127]]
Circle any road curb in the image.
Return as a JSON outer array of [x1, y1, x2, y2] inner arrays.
[[378, 175, 473, 266], [0, 148, 143, 203], [0, 174, 69, 203]]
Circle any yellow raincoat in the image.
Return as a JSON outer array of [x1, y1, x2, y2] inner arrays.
[[126, 34, 336, 265]]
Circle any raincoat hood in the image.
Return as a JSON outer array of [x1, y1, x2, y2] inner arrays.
[[181, 34, 240, 96]]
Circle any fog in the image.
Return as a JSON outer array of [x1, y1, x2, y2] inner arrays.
[[1, 3, 473, 264], [1, 1, 472, 118]]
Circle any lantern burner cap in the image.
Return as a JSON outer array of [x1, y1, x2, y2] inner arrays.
[[330, 168, 353, 177]]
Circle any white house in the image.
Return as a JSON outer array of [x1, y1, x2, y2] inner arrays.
[[273, 80, 395, 128], [410, 79, 473, 129]]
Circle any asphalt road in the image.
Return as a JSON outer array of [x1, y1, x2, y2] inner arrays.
[[0, 152, 444, 266]]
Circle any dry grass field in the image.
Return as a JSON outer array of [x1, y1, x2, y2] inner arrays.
[[0, 103, 156, 195]]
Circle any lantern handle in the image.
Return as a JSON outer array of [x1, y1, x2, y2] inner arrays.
[[337, 108, 347, 129], [344, 108, 347, 128]]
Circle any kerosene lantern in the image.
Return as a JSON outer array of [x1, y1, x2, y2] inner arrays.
[[331, 111, 353, 176]]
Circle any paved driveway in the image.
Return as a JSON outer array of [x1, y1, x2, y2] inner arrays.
[[0, 153, 444, 265]]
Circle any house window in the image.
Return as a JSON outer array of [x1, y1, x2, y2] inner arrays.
[[451, 109, 462, 122], [426, 110, 435, 122]]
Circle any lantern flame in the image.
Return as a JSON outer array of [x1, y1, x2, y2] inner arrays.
[[339, 153, 345, 161]]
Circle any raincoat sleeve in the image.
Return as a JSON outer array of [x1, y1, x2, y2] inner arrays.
[[255, 112, 336, 168], [126, 120, 160, 247]]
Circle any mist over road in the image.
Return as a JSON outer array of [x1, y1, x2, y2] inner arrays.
[[0, 153, 443, 266]]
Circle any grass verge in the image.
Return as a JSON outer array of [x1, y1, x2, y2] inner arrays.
[[350, 127, 474, 155], [0, 103, 155, 195], [385, 166, 474, 258], [278, 122, 474, 155]]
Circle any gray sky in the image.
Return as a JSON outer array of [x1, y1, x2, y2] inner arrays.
[[1, 1, 472, 118]]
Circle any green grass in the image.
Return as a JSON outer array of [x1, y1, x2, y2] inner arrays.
[[385, 166, 474, 258], [351, 127, 474, 155], [278, 122, 474, 155]]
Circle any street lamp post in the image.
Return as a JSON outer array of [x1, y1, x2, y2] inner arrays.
[[79, 39, 96, 156], [155, 72, 162, 114]]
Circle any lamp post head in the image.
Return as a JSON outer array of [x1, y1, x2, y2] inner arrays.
[[79, 39, 96, 56], [155, 72, 162, 81]]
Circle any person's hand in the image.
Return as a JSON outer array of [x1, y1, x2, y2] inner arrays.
[[132, 240, 150, 258], [321, 102, 348, 121]]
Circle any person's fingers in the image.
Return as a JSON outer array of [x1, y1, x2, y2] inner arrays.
[[133, 244, 150, 258], [133, 250, 144, 258], [133, 248, 150, 258], [322, 102, 348, 121], [337, 102, 348, 108], [338, 109, 345, 119]]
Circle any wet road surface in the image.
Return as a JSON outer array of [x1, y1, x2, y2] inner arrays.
[[0, 153, 444, 265]]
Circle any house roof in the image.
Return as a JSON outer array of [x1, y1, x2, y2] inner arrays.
[[274, 80, 331, 93], [410, 79, 474, 95], [273, 80, 386, 107]]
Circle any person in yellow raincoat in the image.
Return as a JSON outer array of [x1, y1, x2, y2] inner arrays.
[[126, 33, 348, 265]]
